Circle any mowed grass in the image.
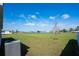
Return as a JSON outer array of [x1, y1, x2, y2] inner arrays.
[[2, 32, 76, 56]]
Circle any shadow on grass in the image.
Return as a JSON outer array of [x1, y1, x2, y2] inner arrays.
[[60, 39, 79, 56], [0, 37, 30, 56]]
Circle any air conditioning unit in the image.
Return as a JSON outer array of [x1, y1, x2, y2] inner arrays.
[[77, 32, 79, 46], [5, 40, 21, 56]]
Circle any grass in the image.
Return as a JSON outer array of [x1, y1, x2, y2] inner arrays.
[[2, 32, 76, 56]]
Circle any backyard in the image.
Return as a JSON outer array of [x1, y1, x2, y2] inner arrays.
[[2, 32, 77, 56]]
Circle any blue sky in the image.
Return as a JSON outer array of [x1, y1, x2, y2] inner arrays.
[[3, 3, 79, 32]]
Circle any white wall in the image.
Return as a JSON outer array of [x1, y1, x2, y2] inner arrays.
[[2, 31, 12, 34]]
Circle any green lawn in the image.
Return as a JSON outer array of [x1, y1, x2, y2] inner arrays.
[[2, 32, 76, 56]]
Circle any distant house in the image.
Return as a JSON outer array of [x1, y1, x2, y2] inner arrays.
[[2, 31, 12, 34], [73, 26, 79, 33], [72, 31, 79, 33]]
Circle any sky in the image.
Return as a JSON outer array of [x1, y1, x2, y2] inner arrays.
[[3, 3, 79, 32]]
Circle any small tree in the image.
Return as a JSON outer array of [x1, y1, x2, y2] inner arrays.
[[12, 30, 14, 34], [61, 29, 67, 32], [37, 30, 40, 33], [16, 30, 19, 33], [69, 28, 74, 32]]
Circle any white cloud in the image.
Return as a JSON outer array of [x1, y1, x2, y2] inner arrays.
[[49, 16, 55, 19], [11, 22, 16, 25], [24, 22, 48, 27], [58, 23, 73, 30], [31, 15, 37, 19], [24, 22, 35, 26], [61, 14, 70, 19], [27, 15, 37, 19], [40, 23, 48, 26], [19, 14, 26, 19]]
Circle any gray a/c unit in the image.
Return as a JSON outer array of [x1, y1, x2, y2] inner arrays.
[[77, 32, 79, 46], [5, 40, 21, 56]]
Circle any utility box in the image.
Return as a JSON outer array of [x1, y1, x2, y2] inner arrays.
[[77, 32, 79, 46], [76, 32, 79, 55], [5, 40, 21, 56]]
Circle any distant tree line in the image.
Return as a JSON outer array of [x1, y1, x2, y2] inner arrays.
[[2, 26, 79, 33], [60, 26, 79, 32]]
